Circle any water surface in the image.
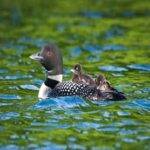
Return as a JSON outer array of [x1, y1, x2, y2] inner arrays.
[[0, 0, 150, 149]]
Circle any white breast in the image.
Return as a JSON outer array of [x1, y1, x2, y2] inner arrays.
[[38, 83, 51, 100]]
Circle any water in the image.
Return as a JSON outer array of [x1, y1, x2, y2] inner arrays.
[[0, 0, 150, 149]]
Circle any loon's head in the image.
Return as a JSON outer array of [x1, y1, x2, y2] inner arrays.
[[71, 64, 82, 75], [30, 44, 63, 99], [30, 44, 63, 75]]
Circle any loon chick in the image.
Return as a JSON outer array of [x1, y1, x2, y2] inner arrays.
[[30, 44, 126, 100], [71, 64, 95, 85], [95, 74, 112, 91], [95, 74, 126, 100]]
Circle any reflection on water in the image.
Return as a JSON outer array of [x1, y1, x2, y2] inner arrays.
[[82, 11, 103, 19], [34, 96, 88, 110], [99, 65, 128, 72], [128, 64, 150, 72], [105, 25, 125, 39], [20, 84, 39, 90], [102, 44, 127, 51], [0, 112, 20, 121], [0, 0, 150, 149], [87, 55, 100, 62], [0, 94, 21, 100], [18, 37, 48, 48], [70, 46, 82, 58]]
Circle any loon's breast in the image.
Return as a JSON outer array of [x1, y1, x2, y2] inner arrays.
[[48, 81, 98, 100]]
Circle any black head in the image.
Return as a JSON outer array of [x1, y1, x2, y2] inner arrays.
[[30, 44, 63, 75], [74, 64, 82, 72]]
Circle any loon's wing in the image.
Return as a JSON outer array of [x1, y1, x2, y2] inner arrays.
[[48, 81, 97, 99]]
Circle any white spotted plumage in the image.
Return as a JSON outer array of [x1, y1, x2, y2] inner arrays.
[[48, 81, 97, 99]]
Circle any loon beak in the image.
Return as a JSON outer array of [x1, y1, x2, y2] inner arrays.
[[30, 53, 43, 61]]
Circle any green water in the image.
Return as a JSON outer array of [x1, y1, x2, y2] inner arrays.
[[0, 0, 150, 149]]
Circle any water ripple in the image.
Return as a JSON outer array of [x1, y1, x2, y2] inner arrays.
[[20, 84, 39, 90], [119, 129, 137, 135], [105, 25, 125, 39], [82, 11, 103, 18], [0, 112, 20, 121], [122, 138, 137, 143], [0, 145, 20, 150], [121, 99, 150, 112], [18, 37, 48, 48], [34, 96, 88, 109], [1, 42, 27, 52], [99, 126, 119, 132], [133, 99, 150, 110], [0, 69, 8, 74], [101, 111, 111, 118], [127, 64, 150, 71], [4, 75, 32, 80], [102, 44, 126, 51], [137, 136, 150, 141], [117, 111, 131, 116], [0, 94, 21, 100], [70, 46, 82, 57], [99, 65, 128, 72], [76, 122, 100, 129], [0, 102, 12, 106], [83, 44, 101, 54], [87, 55, 100, 62], [36, 141, 66, 150]]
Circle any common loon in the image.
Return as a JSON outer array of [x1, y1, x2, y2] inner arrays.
[[30, 44, 126, 100], [71, 64, 95, 85]]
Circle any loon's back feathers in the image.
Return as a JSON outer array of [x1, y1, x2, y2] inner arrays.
[[49, 81, 97, 99]]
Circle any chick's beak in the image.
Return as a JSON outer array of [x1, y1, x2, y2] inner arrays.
[[70, 69, 75, 73], [71, 69, 79, 75]]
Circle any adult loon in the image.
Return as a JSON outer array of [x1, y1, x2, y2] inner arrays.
[[71, 64, 95, 85], [30, 44, 126, 100]]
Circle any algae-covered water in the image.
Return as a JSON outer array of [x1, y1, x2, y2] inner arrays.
[[0, 0, 150, 149]]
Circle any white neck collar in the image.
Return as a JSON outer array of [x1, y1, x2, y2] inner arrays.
[[47, 74, 63, 82], [38, 74, 63, 100]]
